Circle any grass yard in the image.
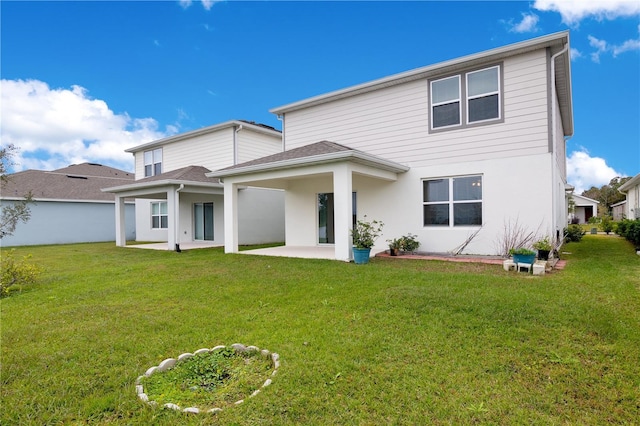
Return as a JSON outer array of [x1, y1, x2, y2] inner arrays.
[[1, 235, 639, 425]]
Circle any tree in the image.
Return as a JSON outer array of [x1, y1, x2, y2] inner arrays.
[[580, 176, 631, 217], [0, 144, 34, 238]]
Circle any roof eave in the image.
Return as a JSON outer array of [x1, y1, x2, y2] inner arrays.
[[619, 174, 640, 193], [271, 31, 570, 115], [102, 179, 223, 193], [125, 120, 282, 153], [207, 151, 409, 179]]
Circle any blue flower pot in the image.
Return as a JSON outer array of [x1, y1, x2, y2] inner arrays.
[[512, 253, 536, 264], [353, 247, 371, 264]]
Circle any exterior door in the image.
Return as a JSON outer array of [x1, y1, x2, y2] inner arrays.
[[194, 202, 214, 241], [318, 192, 357, 244]]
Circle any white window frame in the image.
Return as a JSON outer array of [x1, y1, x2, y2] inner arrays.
[[429, 64, 502, 132], [466, 65, 501, 125], [430, 75, 462, 130], [422, 175, 483, 228], [144, 148, 162, 177], [151, 201, 168, 229]]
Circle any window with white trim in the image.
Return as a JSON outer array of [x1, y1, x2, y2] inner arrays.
[[151, 201, 168, 229], [144, 148, 162, 177], [423, 176, 482, 227], [430, 65, 501, 131]]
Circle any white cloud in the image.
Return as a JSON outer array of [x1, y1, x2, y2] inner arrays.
[[567, 150, 622, 194], [587, 31, 640, 62], [570, 47, 583, 60], [588, 35, 608, 62], [178, 0, 219, 10], [509, 13, 540, 33], [533, 0, 640, 25], [0, 79, 176, 172]]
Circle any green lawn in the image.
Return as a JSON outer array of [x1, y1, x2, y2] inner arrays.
[[2, 235, 639, 425]]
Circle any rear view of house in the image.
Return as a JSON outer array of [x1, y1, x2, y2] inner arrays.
[[211, 32, 574, 260]]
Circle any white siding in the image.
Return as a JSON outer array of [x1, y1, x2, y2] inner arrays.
[[237, 130, 282, 164], [132, 127, 282, 179], [283, 50, 550, 168], [162, 128, 235, 174]]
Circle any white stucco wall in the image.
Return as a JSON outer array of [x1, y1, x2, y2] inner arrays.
[[0, 200, 135, 247], [134, 189, 285, 245], [284, 153, 555, 255]]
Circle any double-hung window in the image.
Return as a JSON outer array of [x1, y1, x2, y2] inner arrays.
[[151, 201, 168, 229], [430, 65, 501, 131], [144, 148, 162, 177], [423, 176, 482, 227]]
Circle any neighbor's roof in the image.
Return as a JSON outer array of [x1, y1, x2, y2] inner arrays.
[[618, 173, 640, 193], [270, 31, 573, 136], [125, 120, 281, 153], [1, 163, 134, 202], [102, 165, 221, 194], [207, 140, 409, 178], [572, 194, 600, 205]]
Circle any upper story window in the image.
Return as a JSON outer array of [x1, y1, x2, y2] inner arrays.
[[430, 65, 501, 131], [144, 148, 162, 177], [423, 175, 483, 227]]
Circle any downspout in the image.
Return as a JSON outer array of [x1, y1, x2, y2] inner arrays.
[[276, 114, 285, 151], [550, 43, 569, 243], [234, 124, 243, 165], [175, 183, 184, 252]]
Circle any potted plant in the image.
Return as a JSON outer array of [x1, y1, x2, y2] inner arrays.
[[351, 217, 384, 264], [399, 233, 420, 254], [532, 237, 552, 260], [509, 247, 536, 265], [387, 238, 402, 256]]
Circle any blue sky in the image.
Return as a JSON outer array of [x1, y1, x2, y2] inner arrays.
[[1, 0, 639, 193]]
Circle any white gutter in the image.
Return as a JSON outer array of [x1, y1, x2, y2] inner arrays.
[[206, 150, 409, 179], [551, 43, 569, 240]]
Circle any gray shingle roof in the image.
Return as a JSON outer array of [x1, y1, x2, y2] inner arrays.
[[1, 163, 134, 202], [132, 165, 218, 184], [218, 141, 352, 171]]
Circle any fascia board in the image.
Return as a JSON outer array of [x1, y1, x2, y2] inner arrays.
[[0, 197, 134, 204], [207, 151, 409, 178], [619, 174, 640, 193], [271, 31, 569, 114], [102, 180, 223, 193]]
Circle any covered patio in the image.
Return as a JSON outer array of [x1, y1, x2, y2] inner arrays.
[[207, 141, 409, 262]]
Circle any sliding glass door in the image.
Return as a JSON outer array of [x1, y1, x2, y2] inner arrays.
[[194, 202, 214, 241], [318, 193, 357, 244]]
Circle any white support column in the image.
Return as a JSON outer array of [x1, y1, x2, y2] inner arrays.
[[333, 163, 353, 262], [224, 181, 239, 253], [167, 189, 177, 251], [115, 195, 126, 247]]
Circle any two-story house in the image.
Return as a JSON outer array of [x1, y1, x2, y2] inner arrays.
[[208, 31, 573, 261], [103, 120, 285, 250]]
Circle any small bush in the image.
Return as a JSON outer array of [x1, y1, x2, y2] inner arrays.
[[0, 249, 41, 297], [588, 216, 600, 224], [601, 215, 614, 234], [616, 219, 640, 248], [564, 224, 585, 243]]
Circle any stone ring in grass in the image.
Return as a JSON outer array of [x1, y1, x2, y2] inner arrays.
[[136, 343, 279, 414]]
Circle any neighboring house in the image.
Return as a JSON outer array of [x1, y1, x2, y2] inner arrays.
[[209, 32, 574, 261], [570, 194, 599, 224], [618, 173, 640, 220], [611, 200, 627, 221], [0, 163, 136, 246], [103, 120, 285, 250]]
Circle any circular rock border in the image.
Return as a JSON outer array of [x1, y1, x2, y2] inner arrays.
[[136, 343, 279, 414]]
